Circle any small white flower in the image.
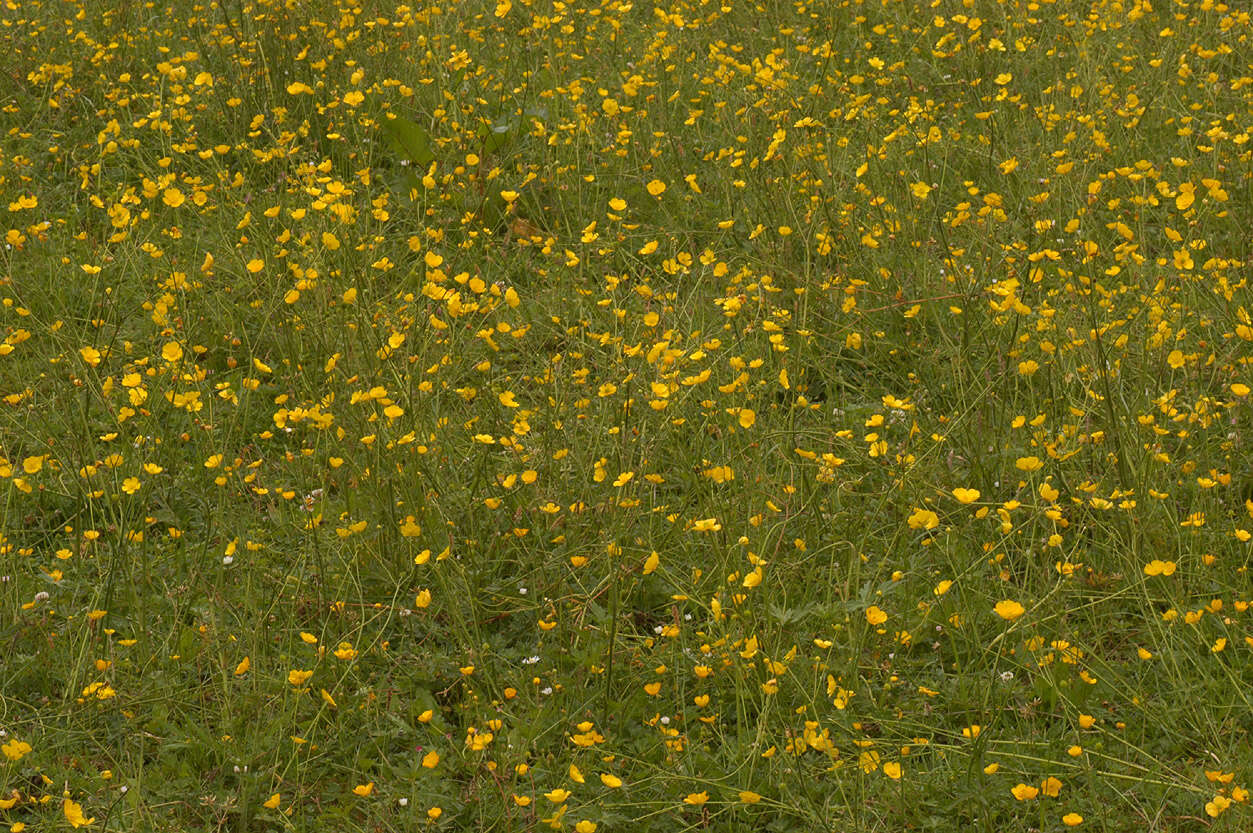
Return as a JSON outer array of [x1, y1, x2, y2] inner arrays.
[[223, 555, 234, 565]]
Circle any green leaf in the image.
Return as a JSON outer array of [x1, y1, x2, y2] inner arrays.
[[478, 119, 516, 156], [476, 105, 547, 157], [380, 115, 435, 166]]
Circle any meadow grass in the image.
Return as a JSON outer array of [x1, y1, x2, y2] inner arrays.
[[1, 0, 1251, 830]]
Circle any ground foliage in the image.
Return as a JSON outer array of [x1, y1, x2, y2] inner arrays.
[[1, 0, 1252, 830]]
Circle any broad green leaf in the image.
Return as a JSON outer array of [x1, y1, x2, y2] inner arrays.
[[380, 115, 434, 166]]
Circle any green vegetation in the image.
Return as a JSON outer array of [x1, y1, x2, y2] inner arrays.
[[1, 0, 1251, 830]]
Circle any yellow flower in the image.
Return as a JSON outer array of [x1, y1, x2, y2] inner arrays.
[[906, 508, 939, 530], [599, 773, 623, 788], [1175, 183, 1195, 210], [64, 799, 95, 828], [262, 793, 281, 809], [1205, 795, 1231, 817], [1, 739, 32, 761], [951, 487, 980, 504], [544, 788, 570, 803], [994, 600, 1026, 621], [865, 606, 888, 626], [352, 782, 374, 797], [333, 643, 358, 661], [287, 669, 313, 686], [1062, 812, 1083, 826], [646, 179, 666, 196], [642, 551, 659, 574], [1011, 784, 1039, 801], [574, 822, 597, 833], [739, 790, 762, 803], [683, 791, 709, 805], [883, 762, 902, 780]]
